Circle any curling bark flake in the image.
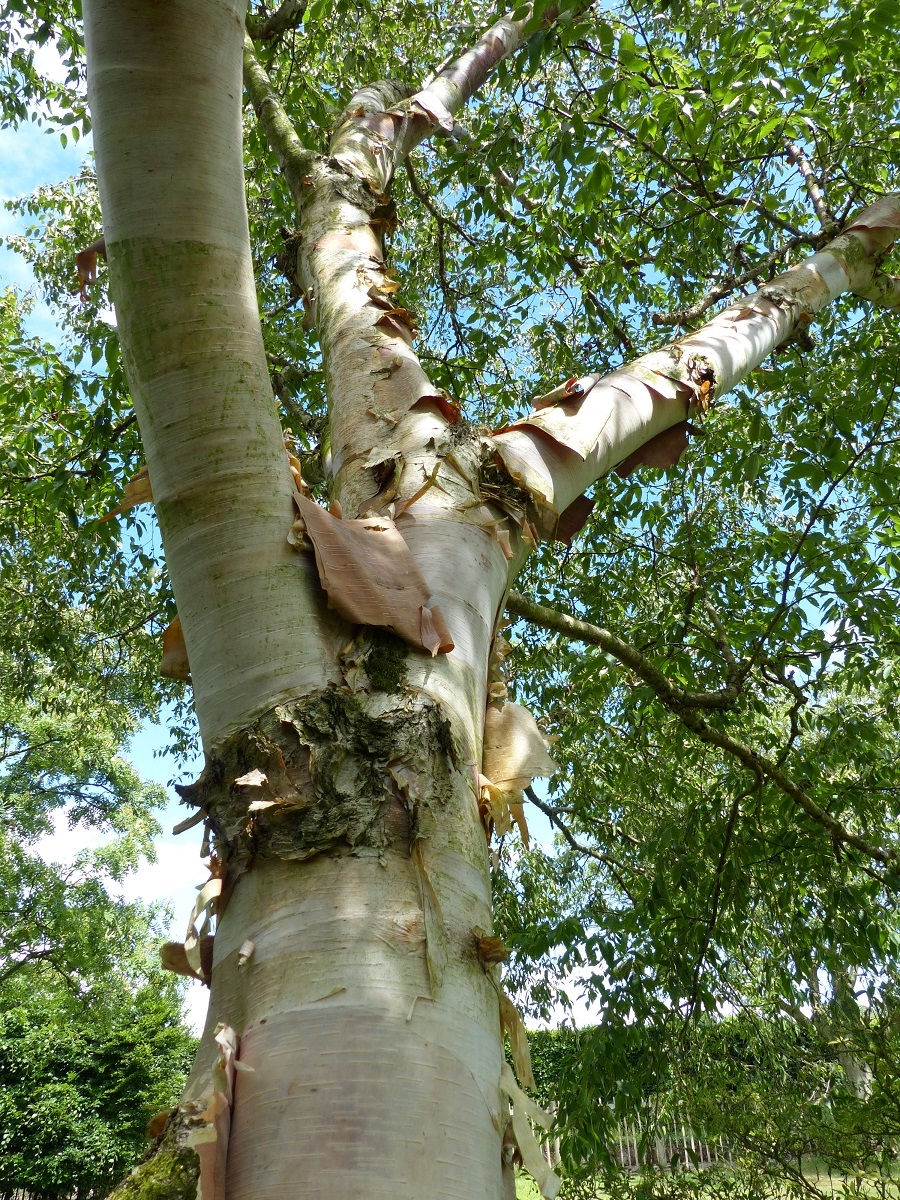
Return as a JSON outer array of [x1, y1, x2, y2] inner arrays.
[[83, 1, 900, 1197], [493, 198, 900, 526]]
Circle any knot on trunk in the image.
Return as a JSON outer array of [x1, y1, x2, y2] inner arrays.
[[175, 689, 457, 874]]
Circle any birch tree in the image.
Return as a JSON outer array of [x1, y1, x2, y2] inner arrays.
[[5, 0, 900, 1194]]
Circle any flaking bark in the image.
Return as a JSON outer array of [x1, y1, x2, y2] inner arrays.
[[86, 1, 900, 1196]]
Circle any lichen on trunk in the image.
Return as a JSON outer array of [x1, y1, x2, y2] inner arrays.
[[110, 1120, 199, 1200], [176, 684, 458, 872]]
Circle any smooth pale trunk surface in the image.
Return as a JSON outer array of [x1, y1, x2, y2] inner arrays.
[[187, 698, 505, 1200], [85, 0, 339, 745], [84, 2, 512, 1197]]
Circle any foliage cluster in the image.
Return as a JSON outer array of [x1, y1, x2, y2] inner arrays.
[[0, 980, 196, 1199], [527, 1012, 900, 1198]]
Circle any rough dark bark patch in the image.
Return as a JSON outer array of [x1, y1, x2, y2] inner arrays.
[[176, 686, 457, 871]]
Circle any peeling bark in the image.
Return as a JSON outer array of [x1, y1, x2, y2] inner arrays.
[[85, 0, 900, 1195], [493, 196, 900, 523]]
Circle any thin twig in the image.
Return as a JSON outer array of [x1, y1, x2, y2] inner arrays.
[[507, 591, 898, 872], [525, 786, 637, 901], [405, 159, 476, 245], [687, 781, 758, 1020], [784, 140, 839, 235]]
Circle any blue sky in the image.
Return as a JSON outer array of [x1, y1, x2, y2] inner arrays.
[[0, 120, 88, 339]]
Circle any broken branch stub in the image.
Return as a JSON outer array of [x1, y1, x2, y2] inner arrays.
[[292, 493, 453, 656]]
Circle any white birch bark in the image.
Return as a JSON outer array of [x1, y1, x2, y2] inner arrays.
[[493, 199, 900, 526], [84, 0, 341, 748], [83, 2, 900, 1197], [86, 5, 516, 1199]]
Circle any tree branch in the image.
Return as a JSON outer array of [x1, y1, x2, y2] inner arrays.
[[242, 33, 319, 208], [327, 4, 583, 192], [784, 140, 839, 235], [491, 195, 900, 531], [246, 0, 307, 41], [404, 158, 476, 350], [577, 103, 818, 246], [507, 591, 898, 872], [507, 590, 744, 710], [524, 785, 637, 901], [652, 235, 806, 327], [404, 158, 475, 245]]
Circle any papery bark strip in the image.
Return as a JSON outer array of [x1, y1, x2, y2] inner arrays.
[[493, 197, 900, 523]]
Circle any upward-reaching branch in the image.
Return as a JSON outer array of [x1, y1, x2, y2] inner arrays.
[[240, 4, 585, 521], [244, 4, 578, 203], [243, 34, 318, 208], [329, 8, 555, 188], [492, 196, 900, 538], [85, 0, 339, 744]]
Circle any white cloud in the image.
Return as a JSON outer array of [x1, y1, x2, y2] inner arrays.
[[31, 40, 74, 86]]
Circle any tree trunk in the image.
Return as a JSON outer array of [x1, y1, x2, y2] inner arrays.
[[83, 0, 900, 1196], [85, 4, 515, 1197]]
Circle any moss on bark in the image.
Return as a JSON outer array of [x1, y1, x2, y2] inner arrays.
[[110, 1139, 198, 1200]]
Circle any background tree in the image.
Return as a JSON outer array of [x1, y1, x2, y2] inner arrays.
[[3, 0, 900, 1197], [0, 284, 197, 1194], [0, 619, 196, 1196], [0, 973, 196, 1200]]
